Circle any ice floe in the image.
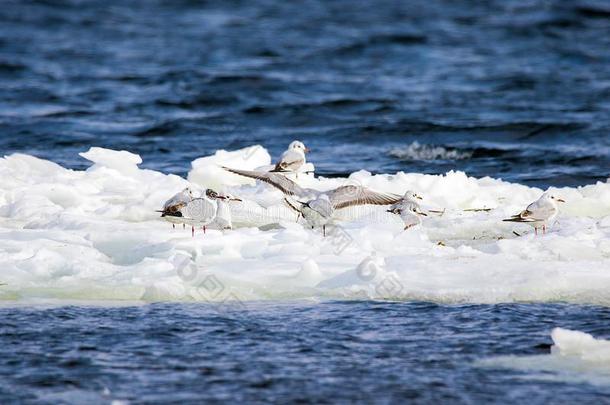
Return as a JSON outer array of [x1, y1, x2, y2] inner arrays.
[[0, 145, 609, 303], [477, 328, 610, 386]]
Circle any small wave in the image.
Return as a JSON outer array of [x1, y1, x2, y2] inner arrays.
[[388, 142, 472, 161], [330, 33, 427, 55], [576, 6, 610, 19]]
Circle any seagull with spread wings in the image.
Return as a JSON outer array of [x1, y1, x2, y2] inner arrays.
[[222, 167, 402, 235]]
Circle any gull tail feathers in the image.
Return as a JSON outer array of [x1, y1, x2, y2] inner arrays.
[[503, 216, 536, 223]]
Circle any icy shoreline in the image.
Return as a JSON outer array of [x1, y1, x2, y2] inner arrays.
[[0, 146, 609, 304]]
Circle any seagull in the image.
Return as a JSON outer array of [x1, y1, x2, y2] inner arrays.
[[387, 190, 427, 230], [271, 140, 310, 174], [158, 187, 193, 229], [214, 193, 242, 230], [222, 167, 402, 235], [503, 192, 565, 235], [159, 189, 227, 236]]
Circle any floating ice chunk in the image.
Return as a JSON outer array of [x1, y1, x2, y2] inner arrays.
[[2, 153, 65, 176], [477, 328, 610, 386], [79, 147, 142, 173], [552, 328, 610, 362], [188, 145, 271, 189], [0, 146, 609, 304]]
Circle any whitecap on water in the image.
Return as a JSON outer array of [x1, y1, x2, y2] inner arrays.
[[388, 141, 472, 161]]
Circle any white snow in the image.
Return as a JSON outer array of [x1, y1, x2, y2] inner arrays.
[[0, 145, 609, 303], [477, 328, 610, 386]]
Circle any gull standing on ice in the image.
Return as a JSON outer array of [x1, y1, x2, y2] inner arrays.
[[503, 192, 565, 235], [160, 189, 227, 236], [222, 167, 402, 235], [387, 190, 427, 230], [214, 193, 242, 230], [271, 140, 310, 174], [158, 187, 193, 229]]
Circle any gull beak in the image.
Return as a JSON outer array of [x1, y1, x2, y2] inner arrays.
[[557, 198, 565, 203], [416, 195, 423, 200], [304, 147, 311, 153], [230, 197, 243, 202], [418, 211, 428, 216]]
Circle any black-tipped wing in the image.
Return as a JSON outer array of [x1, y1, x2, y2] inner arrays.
[[222, 167, 308, 197], [327, 186, 403, 210], [503, 209, 538, 222], [182, 198, 217, 222], [160, 201, 186, 217]]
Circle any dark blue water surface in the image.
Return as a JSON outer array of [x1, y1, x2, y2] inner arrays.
[[0, 302, 609, 404], [2, 1, 610, 403], [1, 0, 609, 186]]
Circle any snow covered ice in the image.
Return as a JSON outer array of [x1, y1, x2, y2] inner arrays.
[[1, 145, 609, 304]]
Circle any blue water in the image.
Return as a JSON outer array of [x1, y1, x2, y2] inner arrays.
[[0, 302, 609, 403], [2, 0, 610, 402], [1, 0, 609, 186]]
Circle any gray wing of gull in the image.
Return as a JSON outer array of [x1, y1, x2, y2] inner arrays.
[[504, 200, 556, 223], [222, 167, 311, 198], [327, 186, 403, 210], [163, 190, 191, 210], [526, 199, 557, 221], [181, 198, 217, 223], [308, 197, 334, 218]]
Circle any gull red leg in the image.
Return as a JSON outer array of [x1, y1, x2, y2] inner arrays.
[[535, 227, 538, 236], [192, 226, 194, 237], [323, 225, 326, 237], [543, 224, 546, 234], [173, 224, 175, 229]]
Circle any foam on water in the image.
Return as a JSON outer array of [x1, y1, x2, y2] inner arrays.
[[1, 146, 609, 304], [478, 328, 610, 386], [388, 142, 473, 161]]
